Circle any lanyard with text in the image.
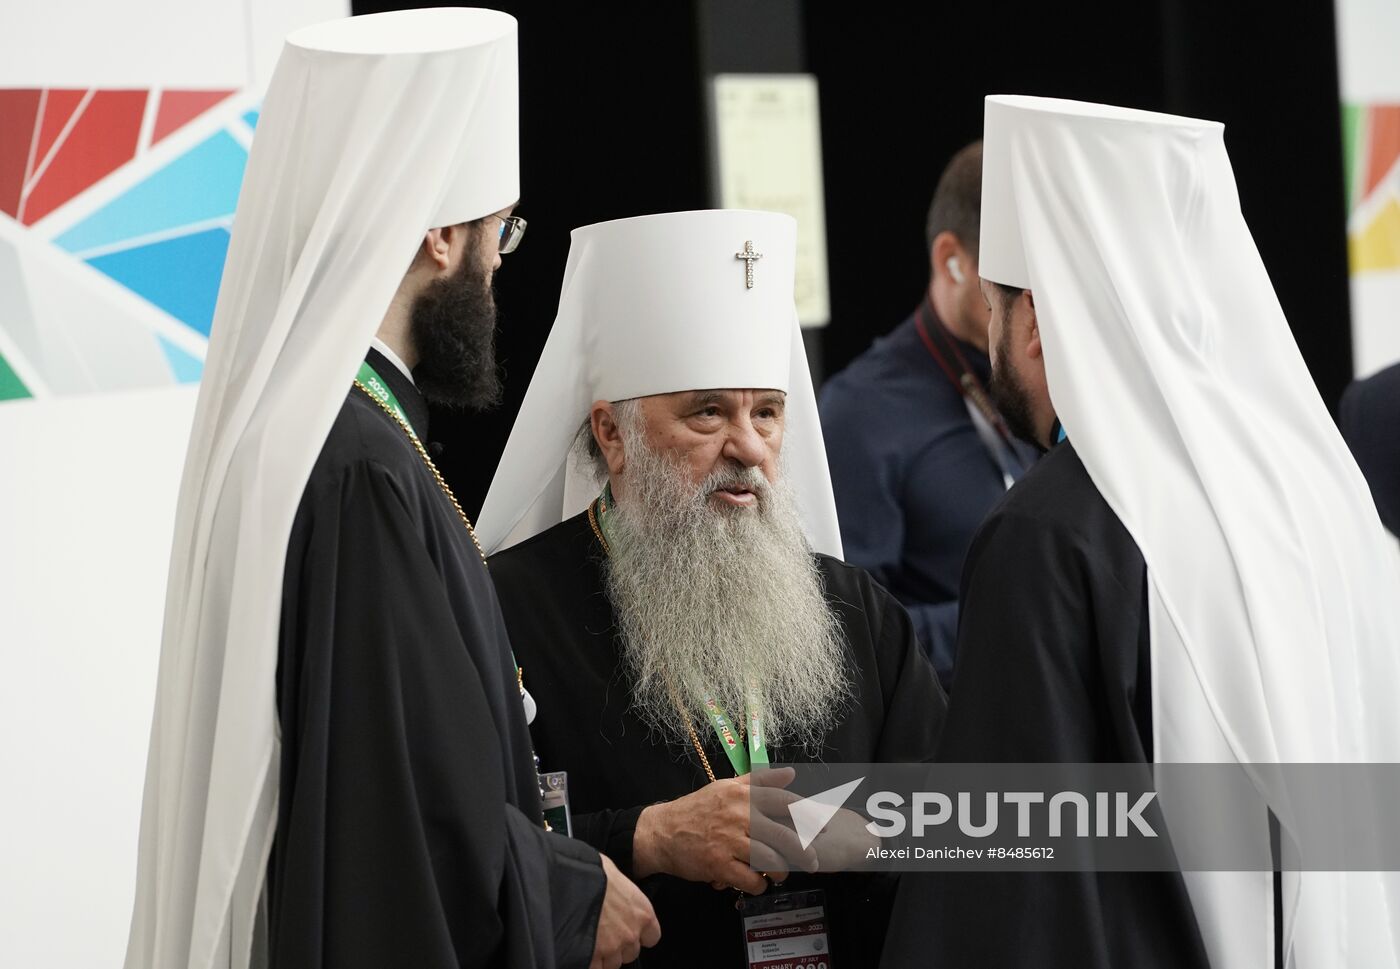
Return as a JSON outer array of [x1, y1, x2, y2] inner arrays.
[[355, 361, 416, 438], [589, 487, 769, 777], [700, 694, 770, 776]]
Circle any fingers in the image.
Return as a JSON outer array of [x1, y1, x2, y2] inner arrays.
[[721, 861, 770, 895], [594, 853, 660, 968], [749, 783, 803, 819], [747, 841, 791, 884], [640, 911, 662, 948], [625, 881, 660, 950], [749, 766, 797, 788], [751, 813, 818, 873]]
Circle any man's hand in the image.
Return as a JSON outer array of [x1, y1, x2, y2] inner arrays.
[[590, 854, 661, 969], [632, 769, 815, 894], [804, 805, 880, 871]]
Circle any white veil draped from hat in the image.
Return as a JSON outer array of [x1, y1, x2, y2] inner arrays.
[[124, 10, 519, 969], [981, 95, 1400, 969]]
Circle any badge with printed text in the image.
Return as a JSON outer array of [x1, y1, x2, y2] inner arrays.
[[539, 770, 572, 837], [738, 889, 831, 969]]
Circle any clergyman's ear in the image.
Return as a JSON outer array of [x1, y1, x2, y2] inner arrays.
[[1024, 290, 1043, 361], [590, 400, 627, 478], [421, 227, 452, 271]]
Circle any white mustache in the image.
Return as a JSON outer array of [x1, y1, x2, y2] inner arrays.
[[699, 464, 769, 498]]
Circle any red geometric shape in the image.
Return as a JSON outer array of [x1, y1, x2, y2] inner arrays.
[[21, 89, 147, 225], [1363, 105, 1400, 200], [0, 89, 42, 219], [34, 89, 91, 172], [152, 89, 235, 146]]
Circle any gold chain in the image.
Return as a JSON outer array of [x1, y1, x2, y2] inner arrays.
[[353, 381, 523, 696], [353, 380, 486, 566], [680, 695, 717, 783], [586, 499, 610, 556]]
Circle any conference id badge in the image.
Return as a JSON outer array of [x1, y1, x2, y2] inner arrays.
[[738, 889, 831, 969], [539, 770, 572, 837]]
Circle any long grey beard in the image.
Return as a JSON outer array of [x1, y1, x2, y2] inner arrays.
[[602, 434, 852, 756]]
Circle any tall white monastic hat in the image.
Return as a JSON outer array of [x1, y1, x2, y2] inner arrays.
[[126, 11, 519, 969], [282, 7, 518, 228], [980, 95, 1400, 969], [477, 209, 843, 559]]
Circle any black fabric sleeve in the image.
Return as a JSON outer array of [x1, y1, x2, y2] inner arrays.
[[878, 509, 1208, 969], [569, 805, 648, 878], [937, 509, 1140, 763], [271, 460, 604, 969], [863, 575, 948, 764], [904, 599, 960, 692], [507, 811, 607, 969]]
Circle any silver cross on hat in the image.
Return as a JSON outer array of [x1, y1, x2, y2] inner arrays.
[[734, 240, 763, 289]]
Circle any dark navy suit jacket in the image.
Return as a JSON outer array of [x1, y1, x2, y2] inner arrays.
[[1340, 360, 1400, 537], [819, 312, 1036, 688]]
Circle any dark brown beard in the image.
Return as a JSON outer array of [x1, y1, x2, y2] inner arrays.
[[409, 239, 502, 411], [988, 322, 1043, 450]]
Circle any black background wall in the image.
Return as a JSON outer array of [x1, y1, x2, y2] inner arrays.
[[353, 0, 1353, 517]]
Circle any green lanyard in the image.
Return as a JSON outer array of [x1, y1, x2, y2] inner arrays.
[[698, 694, 770, 776], [591, 486, 769, 775], [355, 361, 417, 438]]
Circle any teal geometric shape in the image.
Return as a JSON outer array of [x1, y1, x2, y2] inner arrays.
[[242, 109, 259, 129], [53, 132, 247, 255], [0, 350, 30, 401], [157, 335, 204, 383], [87, 227, 230, 336]]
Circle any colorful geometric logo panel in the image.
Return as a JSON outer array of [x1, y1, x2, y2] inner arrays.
[[0, 87, 252, 403], [1344, 102, 1400, 274], [86, 226, 231, 337]]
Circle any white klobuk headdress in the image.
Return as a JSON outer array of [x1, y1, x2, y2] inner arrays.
[[125, 10, 518, 969], [982, 94, 1400, 969], [476, 209, 842, 559]]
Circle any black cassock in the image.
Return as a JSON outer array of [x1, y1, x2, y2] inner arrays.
[[490, 512, 949, 969], [268, 349, 605, 969], [879, 441, 1212, 969]]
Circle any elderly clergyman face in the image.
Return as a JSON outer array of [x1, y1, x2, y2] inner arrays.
[[579, 388, 852, 754]]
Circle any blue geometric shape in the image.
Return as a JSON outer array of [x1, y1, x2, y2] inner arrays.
[[157, 335, 205, 383], [242, 109, 259, 129], [53, 132, 247, 255], [86, 228, 230, 337]]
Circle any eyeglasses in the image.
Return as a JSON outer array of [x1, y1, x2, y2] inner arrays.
[[491, 214, 527, 254]]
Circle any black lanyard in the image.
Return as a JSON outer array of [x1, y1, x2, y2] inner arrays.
[[912, 292, 1014, 448]]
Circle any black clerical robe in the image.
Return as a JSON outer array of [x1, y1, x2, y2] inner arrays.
[[489, 511, 948, 969], [268, 350, 605, 969], [879, 440, 1211, 969]]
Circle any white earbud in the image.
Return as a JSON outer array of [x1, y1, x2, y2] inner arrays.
[[947, 256, 965, 284]]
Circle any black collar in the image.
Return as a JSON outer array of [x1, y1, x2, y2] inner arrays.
[[365, 346, 430, 440]]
